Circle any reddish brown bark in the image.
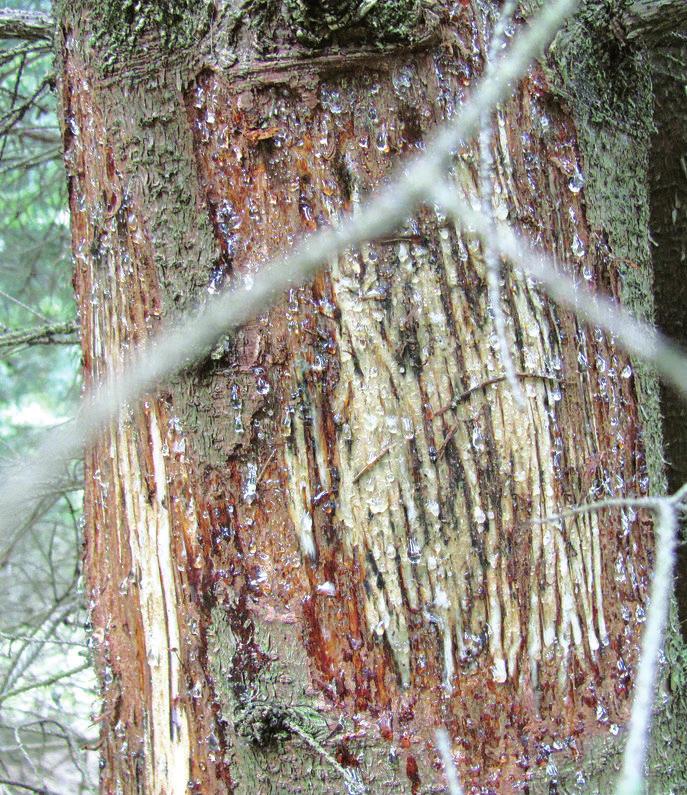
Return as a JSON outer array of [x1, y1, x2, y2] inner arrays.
[[60, 2, 657, 792]]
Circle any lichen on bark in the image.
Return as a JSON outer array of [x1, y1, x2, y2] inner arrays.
[[549, 0, 652, 134], [550, 2, 687, 791], [87, 0, 214, 72], [283, 0, 426, 45]]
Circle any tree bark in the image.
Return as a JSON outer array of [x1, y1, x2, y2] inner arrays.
[[647, 35, 687, 783], [57, 1, 687, 792]]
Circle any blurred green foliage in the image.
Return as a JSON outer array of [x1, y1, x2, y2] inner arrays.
[[0, 0, 78, 443]]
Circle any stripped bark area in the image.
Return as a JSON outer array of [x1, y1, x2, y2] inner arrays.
[[60, 1, 658, 792]]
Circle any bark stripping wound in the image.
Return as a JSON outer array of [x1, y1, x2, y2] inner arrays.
[[59, 2, 658, 792]]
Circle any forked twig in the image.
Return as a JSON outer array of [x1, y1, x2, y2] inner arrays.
[[532, 484, 687, 795]]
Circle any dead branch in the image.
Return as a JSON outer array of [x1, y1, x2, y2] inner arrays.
[[0, 10, 53, 43], [0, 321, 79, 352]]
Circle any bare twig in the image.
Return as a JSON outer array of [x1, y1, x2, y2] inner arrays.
[[0, 74, 52, 139], [432, 371, 559, 418], [3, 126, 60, 145], [0, 50, 27, 162], [256, 448, 276, 486], [353, 444, 394, 483], [532, 495, 664, 525], [0, 147, 61, 174], [0, 777, 58, 795], [0, 632, 86, 649], [431, 183, 687, 397], [436, 423, 460, 459], [284, 718, 366, 793], [1, 597, 80, 695], [617, 497, 681, 794], [531, 484, 687, 795], [0, 662, 90, 706], [0, 288, 50, 322]]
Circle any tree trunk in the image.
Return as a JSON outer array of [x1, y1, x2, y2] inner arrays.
[[56, 1, 687, 792], [649, 35, 687, 631]]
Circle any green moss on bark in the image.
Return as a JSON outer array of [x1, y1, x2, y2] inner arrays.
[[90, 0, 213, 72], [207, 607, 370, 793], [550, 0, 653, 135], [283, 0, 426, 46]]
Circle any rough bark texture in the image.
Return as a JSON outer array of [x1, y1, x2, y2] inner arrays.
[[643, 32, 687, 791], [57, 0, 687, 792], [650, 36, 687, 623]]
